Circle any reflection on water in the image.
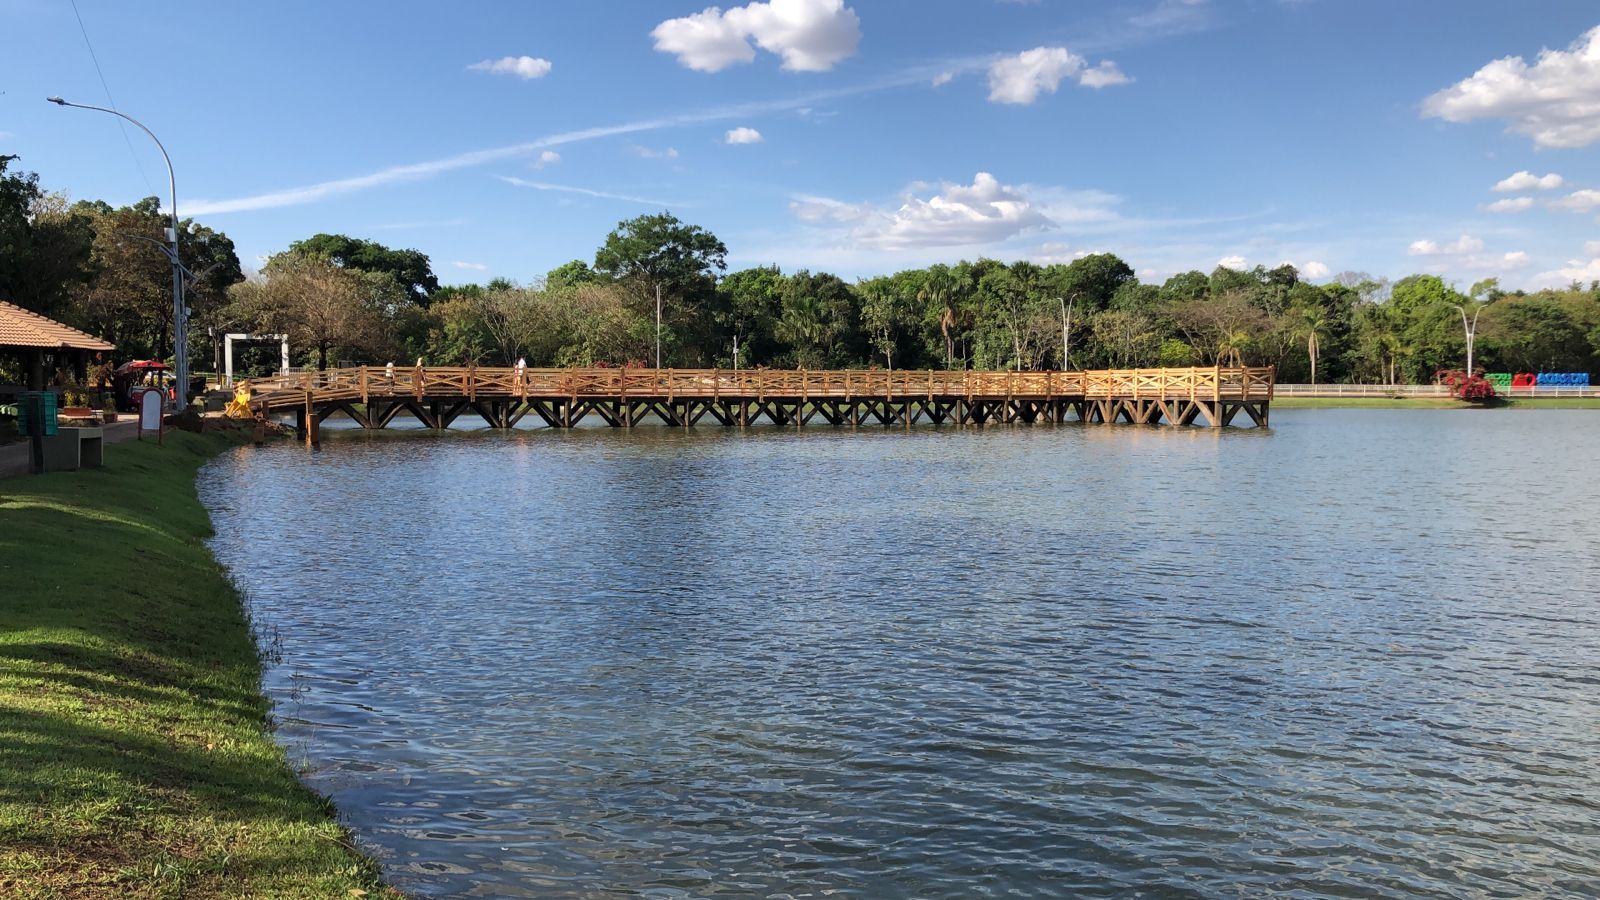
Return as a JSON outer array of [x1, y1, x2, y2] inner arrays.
[[201, 411, 1600, 897]]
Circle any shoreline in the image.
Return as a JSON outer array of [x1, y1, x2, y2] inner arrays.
[[1271, 396, 1600, 409], [0, 430, 393, 897]]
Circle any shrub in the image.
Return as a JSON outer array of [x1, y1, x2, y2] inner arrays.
[[1439, 369, 1496, 403]]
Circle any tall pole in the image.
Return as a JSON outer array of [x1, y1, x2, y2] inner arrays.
[[654, 282, 663, 369], [48, 97, 187, 410], [1453, 303, 1482, 375], [1057, 296, 1075, 370]]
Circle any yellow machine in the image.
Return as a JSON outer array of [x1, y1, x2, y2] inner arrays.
[[224, 384, 256, 419]]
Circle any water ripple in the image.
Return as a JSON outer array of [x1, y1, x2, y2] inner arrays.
[[201, 411, 1600, 897]]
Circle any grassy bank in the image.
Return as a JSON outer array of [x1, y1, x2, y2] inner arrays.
[[1272, 396, 1600, 409], [0, 431, 393, 898]]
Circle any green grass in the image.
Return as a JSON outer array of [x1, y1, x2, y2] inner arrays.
[[1272, 396, 1600, 409], [0, 431, 394, 899]]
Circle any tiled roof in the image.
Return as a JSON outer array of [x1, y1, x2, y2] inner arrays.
[[0, 299, 115, 352]]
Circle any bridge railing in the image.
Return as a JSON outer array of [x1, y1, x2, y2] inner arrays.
[[243, 365, 1275, 409]]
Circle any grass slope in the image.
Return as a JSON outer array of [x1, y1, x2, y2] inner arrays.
[[0, 431, 393, 898]]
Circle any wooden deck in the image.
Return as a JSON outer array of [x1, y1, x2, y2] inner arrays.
[[240, 365, 1274, 442]]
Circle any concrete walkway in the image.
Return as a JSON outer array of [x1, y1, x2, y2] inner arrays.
[[0, 418, 144, 479]]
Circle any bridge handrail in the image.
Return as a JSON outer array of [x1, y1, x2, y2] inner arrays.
[[241, 365, 1276, 410]]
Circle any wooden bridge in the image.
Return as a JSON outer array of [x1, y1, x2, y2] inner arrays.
[[240, 366, 1274, 442]]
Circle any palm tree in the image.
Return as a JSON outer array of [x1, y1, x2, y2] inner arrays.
[[1218, 328, 1251, 367], [1299, 307, 1328, 385], [776, 293, 827, 366], [918, 269, 961, 368]]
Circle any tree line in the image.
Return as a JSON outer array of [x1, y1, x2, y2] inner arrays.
[[4, 156, 1598, 384]]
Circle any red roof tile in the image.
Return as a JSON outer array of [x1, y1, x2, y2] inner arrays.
[[0, 299, 115, 352]]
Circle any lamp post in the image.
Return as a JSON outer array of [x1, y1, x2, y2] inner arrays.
[[1453, 303, 1483, 376], [48, 97, 188, 410]]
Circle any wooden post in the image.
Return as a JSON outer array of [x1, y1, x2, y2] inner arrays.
[[303, 390, 318, 447]]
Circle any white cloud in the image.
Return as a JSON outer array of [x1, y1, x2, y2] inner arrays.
[[1586, 240, 1600, 256], [1409, 234, 1530, 273], [1451, 251, 1531, 273], [651, 8, 754, 73], [1409, 234, 1485, 256], [725, 126, 764, 144], [1492, 170, 1564, 192], [1078, 60, 1132, 89], [531, 150, 561, 169], [652, 0, 861, 73], [453, 261, 489, 271], [987, 47, 1083, 104], [184, 82, 894, 215], [629, 145, 680, 159], [1301, 261, 1330, 279], [467, 56, 553, 80], [1217, 255, 1248, 270], [1421, 25, 1600, 148], [812, 172, 1052, 250], [1550, 188, 1600, 212], [1534, 257, 1600, 286], [497, 175, 681, 207], [931, 70, 955, 87], [1485, 196, 1534, 213], [789, 194, 872, 222], [1027, 242, 1089, 265]]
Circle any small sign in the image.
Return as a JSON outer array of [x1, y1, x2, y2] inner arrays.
[[138, 389, 164, 442]]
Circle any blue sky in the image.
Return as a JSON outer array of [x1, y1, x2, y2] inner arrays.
[[3, 0, 1598, 289]]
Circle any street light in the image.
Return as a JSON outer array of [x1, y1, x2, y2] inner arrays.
[[1453, 303, 1483, 376], [113, 231, 197, 281], [48, 96, 188, 409]]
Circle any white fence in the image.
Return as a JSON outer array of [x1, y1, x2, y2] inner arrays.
[[1274, 383, 1600, 399]]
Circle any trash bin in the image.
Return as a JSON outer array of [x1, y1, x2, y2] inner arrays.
[[16, 391, 58, 437]]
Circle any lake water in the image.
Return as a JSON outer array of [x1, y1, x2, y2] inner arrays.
[[200, 411, 1600, 898]]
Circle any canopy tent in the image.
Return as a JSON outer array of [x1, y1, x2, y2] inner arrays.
[[0, 299, 116, 391], [114, 360, 169, 375]]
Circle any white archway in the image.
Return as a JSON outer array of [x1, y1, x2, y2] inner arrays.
[[223, 333, 289, 387]]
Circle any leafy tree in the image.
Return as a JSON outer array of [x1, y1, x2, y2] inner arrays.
[[1481, 296, 1591, 373], [1161, 271, 1210, 305], [1157, 338, 1197, 367], [1090, 310, 1161, 367], [593, 212, 728, 365], [1049, 253, 1135, 312], [716, 266, 785, 367], [545, 259, 600, 291], [857, 275, 911, 369], [287, 233, 438, 304], [0, 159, 96, 321], [1469, 277, 1504, 302], [1170, 291, 1272, 366], [227, 252, 397, 369], [67, 196, 242, 363], [1208, 264, 1258, 297], [776, 270, 858, 367]]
